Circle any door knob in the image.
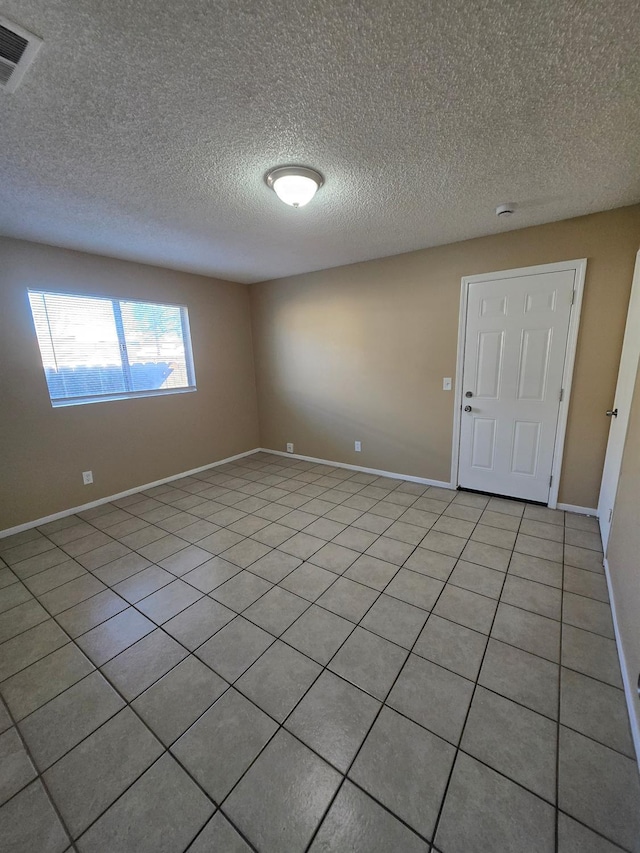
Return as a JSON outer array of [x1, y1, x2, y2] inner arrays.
[[464, 405, 472, 412], [606, 408, 618, 417]]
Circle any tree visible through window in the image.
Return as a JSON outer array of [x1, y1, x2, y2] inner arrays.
[[28, 290, 196, 406]]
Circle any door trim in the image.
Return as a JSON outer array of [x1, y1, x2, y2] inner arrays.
[[597, 249, 640, 551], [451, 259, 587, 508]]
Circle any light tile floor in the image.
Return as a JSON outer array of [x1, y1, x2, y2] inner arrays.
[[0, 451, 639, 852]]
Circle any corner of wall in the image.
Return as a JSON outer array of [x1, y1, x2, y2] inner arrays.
[[247, 280, 267, 448]]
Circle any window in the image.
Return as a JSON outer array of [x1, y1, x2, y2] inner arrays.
[[28, 290, 196, 407]]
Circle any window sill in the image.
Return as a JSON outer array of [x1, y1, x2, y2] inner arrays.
[[50, 386, 197, 408]]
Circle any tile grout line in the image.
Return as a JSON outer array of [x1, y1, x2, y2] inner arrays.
[[554, 521, 566, 853], [1, 471, 625, 750], [0, 476, 607, 616], [0, 686, 78, 851], [0, 454, 630, 852], [554, 518, 637, 853], [6, 521, 626, 799], [0, 477, 617, 709], [411, 497, 522, 849], [302, 490, 513, 851], [0, 473, 601, 597], [65, 470, 636, 848], [0, 465, 425, 847], [207, 513, 439, 844], [142, 459, 460, 848], [301, 564, 458, 848], [1, 540, 610, 635], [4, 453, 441, 659], [0, 536, 253, 851], [102, 459, 447, 846], [0, 499, 582, 641], [0, 503, 291, 847]]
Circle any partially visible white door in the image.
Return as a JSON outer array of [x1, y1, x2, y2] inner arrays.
[[458, 269, 575, 502], [598, 250, 640, 553]]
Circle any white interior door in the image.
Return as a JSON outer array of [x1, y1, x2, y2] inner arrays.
[[458, 269, 575, 502], [598, 250, 640, 552]]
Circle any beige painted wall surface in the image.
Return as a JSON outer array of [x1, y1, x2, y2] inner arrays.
[[251, 205, 640, 507], [0, 238, 259, 529], [606, 365, 640, 739]]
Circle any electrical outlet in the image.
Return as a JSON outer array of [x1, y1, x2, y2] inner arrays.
[[354, 441, 362, 452], [82, 471, 93, 485], [286, 443, 294, 453], [443, 377, 452, 391]]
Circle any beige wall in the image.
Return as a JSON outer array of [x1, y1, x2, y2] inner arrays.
[[0, 238, 260, 529], [251, 205, 640, 508], [606, 365, 640, 743], [2, 204, 638, 529]]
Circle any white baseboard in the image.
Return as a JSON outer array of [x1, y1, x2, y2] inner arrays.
[[603, 557, 640, 770], [260, 448, 453, 489], [0, 448, 262, 540], [1, 445, 599, 540], [557, 503, 598, 516]]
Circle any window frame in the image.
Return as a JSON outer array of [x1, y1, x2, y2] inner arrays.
[[27, 289, 197, 408]]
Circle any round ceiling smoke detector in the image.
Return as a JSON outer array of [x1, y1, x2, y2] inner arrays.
[[496, 203, 516, 217], [266, 166, 324, 208]]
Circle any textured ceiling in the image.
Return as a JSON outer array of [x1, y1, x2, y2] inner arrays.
[[0, 0, 639, 283]]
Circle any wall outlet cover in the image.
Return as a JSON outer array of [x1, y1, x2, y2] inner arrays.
[[354, 441, 362, 452], [82, 471, 93, 485], [286, 443, 294, 453]]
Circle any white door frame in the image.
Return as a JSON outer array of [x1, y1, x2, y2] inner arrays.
[[451, 259, 587, 508], [598, 249, 640, 551]]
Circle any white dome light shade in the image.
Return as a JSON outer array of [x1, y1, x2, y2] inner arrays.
[[266, 166, 324, 208], [272, 174, 318, 207]]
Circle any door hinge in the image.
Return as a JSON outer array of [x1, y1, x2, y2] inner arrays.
[[559, 388, 564, 402], [608, 508, 613, 523], [571, 290, 576, 305], [549, 474, 553, 487]]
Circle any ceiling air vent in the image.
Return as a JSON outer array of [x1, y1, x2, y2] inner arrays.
[[0, 16, 42, 93]]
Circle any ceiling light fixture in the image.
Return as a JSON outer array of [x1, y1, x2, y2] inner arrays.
[[266, 165, 324, 208]]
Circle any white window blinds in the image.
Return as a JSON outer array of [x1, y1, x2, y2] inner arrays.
[[28, 291, 196, 406]]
